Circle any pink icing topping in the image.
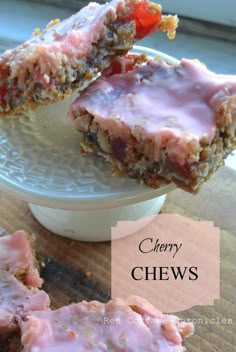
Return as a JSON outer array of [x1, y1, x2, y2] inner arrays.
[[21, 296, 194, 352], [69, 58, 236, 164], [0, 230, 42, 288], [0, 273, 49, 331], [1, 0, 135, 87], [27, 1, 122, 58]]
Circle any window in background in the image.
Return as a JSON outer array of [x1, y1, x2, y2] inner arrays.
[[160, 0, 236, 26]]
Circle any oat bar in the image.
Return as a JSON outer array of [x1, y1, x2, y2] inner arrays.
[[68, 56, 236, 193], [20, 296, 194, 351], [0, 0, 178, 116]]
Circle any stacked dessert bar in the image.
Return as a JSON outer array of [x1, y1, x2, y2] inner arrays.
[[0, 0, 177, 116], [1, 0, 234, 193]]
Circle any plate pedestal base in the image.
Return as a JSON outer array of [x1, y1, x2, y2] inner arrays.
[[29, 195, 166, 241]]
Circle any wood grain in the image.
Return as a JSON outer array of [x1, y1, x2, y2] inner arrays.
[[0, 166, 235, 351]]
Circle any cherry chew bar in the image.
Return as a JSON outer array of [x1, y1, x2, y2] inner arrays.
[[68, 55, 236, 193], [0, 230, 49, 341], [0, 230, 42, 288], [0, 273, 49, 341], [20, 296, 194, 352], [0, 0, 178, 116]]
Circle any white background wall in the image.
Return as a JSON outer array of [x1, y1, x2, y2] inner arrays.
[[160, 0, 236, 26]]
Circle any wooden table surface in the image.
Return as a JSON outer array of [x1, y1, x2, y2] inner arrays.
[[1, 166, 235, 352]]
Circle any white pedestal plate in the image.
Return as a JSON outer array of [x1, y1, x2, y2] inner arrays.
[[0, 47, 177, 241]]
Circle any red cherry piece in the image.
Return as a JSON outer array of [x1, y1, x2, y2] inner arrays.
[[124, 54, 138, 71], [108, 60, 125, 75], [105, 54, 138, 76], [128, 0, 162, 39]]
